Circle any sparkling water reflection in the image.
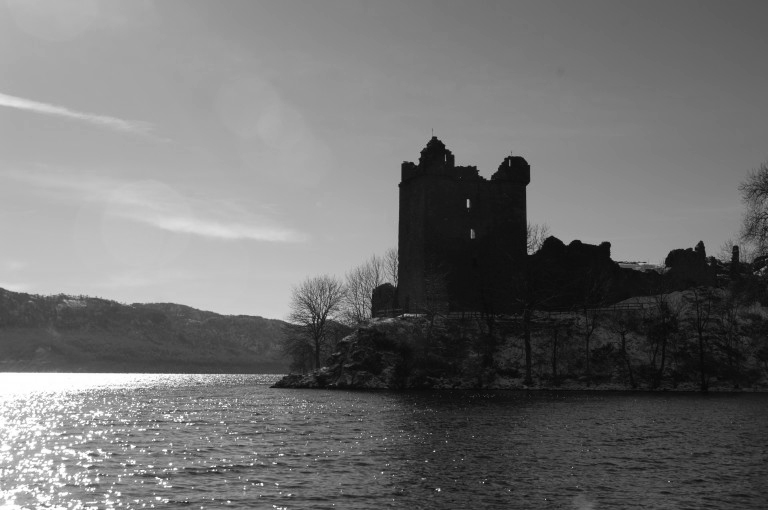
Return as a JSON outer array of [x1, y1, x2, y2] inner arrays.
[[1, 373, 767, 509]]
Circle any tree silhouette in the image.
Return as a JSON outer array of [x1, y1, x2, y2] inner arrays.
[[739, 161, 768, 256], [607, 309, 641, 389], [287, 275, 346, 369], [684, 287, 719, 392], [526, 222, 550, 254], [342, 254, 387, 324]]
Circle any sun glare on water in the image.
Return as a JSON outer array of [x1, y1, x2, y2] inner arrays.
[[0, 373, 173, 398]]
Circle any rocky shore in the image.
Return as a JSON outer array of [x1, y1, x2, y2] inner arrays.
[[273, 318, 434, 390], [272, 317, 511, 390], [272, 314, 768, 392]]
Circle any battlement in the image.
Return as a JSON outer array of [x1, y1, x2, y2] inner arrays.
[[492, 155, 530, 185], [401, 161, 418, 181], [401, 137, 529, 186]]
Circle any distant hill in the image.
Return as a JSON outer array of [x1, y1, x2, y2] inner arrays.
[[0, 288, 289, 373]]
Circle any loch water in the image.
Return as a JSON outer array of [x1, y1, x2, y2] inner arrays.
[[1, 373, 766, 509]]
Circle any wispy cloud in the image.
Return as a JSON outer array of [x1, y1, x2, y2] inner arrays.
[[148, 216, 304, 242], [0, 91, 154, 136], [1, 169, 306, 243]]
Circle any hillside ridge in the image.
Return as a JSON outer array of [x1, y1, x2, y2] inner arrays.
[[0, 287, 289, 373]]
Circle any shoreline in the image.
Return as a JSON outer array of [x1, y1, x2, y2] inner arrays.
[[0, 370, 764, 392], [271, 370, 768, 392]]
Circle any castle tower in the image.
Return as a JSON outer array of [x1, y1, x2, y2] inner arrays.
[[397, 137, 530, 314]]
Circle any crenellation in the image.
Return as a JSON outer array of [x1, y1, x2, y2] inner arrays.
[[455, 165, 482, 180], [401, 161, 418, 181], [492, 155, 531, 184]]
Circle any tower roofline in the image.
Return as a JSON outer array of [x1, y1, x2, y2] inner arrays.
[[401, 139, 529, 186], [492, 154, 530, 185]]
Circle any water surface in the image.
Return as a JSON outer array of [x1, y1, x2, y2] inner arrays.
[[1, 373, 766, 509]]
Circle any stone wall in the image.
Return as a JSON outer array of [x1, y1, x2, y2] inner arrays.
[[396, 137, 529, 313]]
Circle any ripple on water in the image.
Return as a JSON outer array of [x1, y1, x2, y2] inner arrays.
[[1, 376, 767, 509]]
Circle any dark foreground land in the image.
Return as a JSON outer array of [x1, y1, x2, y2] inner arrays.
[[274, 301, 768, 392]]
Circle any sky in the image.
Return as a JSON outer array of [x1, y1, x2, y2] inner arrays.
[[1, 0, 767, 319]]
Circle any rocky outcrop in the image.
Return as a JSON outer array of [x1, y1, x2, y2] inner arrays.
[[274, 319, 410, 389], [274, 297, 768, 392], [272, 318, 499, 390]]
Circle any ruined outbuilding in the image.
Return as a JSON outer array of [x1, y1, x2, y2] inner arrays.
[[396, 137, 529, 313]]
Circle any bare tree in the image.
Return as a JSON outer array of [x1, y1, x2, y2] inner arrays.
[[576, 268, 611, 386], [581, 306, 601, 386], [549, 324, 561, 385], [739, 162, 768, 257], [717, 238, 758, 265], [715, 290, 746, 388], [685, 287, 720, 392], [342, 250, 398, 324], [281, 333, 315, 374], [342, 255, 385, 324], [384, 247, 399, 288], [287, 274, 346, 369], [527, 222, 551, 255], [511, 253, 562, 386], [607, 309, 641, 388], [644, 287, 682, 389]]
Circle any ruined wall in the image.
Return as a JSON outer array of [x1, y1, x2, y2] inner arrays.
[[396, 137, 529, 313]]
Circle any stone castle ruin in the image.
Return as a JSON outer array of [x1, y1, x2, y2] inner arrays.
[[396, 137, 530, 314], [380, 136, 715, 318]]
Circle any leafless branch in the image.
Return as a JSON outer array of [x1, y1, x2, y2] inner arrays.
[[287, 274, 346, 369], [527, 222, 550, 254]]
